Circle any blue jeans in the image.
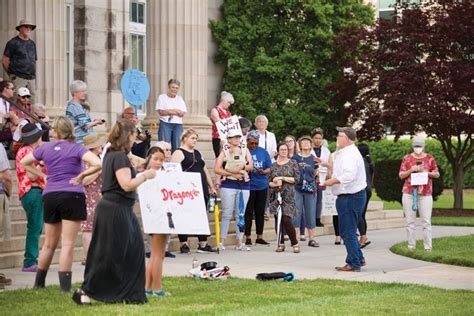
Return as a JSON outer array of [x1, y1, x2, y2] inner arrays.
[[158, 121, 183, 152], [336, 190, 366, 269], [293, 190, 317, 230]]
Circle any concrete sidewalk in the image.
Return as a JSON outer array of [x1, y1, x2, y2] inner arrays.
[[1, 226, 473, 292]]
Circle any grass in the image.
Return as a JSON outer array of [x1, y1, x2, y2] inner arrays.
[[391, 234, 474, 268], [371, 189, 474, 210], [432, 217, 474, 227], [1, 278, 474, 315]]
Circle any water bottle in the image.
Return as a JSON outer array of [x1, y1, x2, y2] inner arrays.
[[208, 195, 215, 213], [192, 257, 198, 269]]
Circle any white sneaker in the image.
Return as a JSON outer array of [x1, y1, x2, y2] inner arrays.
[[219, 243, 226, 251], [235, 244, 251, 251]]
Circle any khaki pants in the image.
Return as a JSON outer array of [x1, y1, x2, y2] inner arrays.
[[11, 75, 36, 104], [402, 193, 432, 250], [0, 193, 11, 241]]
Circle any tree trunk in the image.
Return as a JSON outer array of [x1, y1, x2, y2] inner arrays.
[[452, 167, 464, 209]]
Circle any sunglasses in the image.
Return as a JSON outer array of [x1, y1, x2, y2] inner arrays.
[[21, 95, 31, 99]]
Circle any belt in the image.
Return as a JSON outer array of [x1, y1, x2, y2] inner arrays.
[[337, 189, 365, 197]]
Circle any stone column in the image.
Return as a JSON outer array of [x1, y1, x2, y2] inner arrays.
[[0, 0, 67, 116], [145, 0, 211, 138]]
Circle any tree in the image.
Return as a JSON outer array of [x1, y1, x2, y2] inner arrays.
[[210, 0, 374, 140], [329, 0, 473, 208]]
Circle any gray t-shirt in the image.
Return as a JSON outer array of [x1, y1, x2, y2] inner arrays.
[[3, 36, 37, 80], [0, 146, 10, 193]]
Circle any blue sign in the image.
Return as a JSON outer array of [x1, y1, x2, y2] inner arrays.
[[120, 69, 150, 106]]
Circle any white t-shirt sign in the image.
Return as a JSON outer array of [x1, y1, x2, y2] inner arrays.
[[137, 171, 210, 234]]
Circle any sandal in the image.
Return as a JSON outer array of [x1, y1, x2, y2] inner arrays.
[[153, 290, 171, 297], [308, 240, 320, 247], [293, 244, 300, 253], [276, 245, 285, 252], [72, 289, 92, 305]]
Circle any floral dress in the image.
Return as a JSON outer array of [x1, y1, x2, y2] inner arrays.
[[80, 173, 102, 232], [268, 160, 300, 218]]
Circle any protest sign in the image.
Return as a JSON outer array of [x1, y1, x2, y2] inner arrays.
[[321, 189, 338, 216], [137, 171, 210, 234]]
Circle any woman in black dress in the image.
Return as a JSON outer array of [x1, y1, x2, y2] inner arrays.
[[170, 128, 217, 253], [73, 119, 156, 305]]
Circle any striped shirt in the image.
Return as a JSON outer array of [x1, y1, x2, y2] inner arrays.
[[65, 101, 92, 144]]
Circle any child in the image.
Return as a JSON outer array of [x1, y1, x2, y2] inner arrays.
[[142, 147, 170, 297]]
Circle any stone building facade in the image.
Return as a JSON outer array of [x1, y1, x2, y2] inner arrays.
[[0, 0, 224, 156]]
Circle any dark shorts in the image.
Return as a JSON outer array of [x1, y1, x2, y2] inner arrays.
[[43, 192, 87, 224]]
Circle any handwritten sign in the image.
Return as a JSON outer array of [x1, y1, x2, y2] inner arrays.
[[215, 116, 242, 140], [321, 189, 338, 216], [137, 171, 210, 234], [120, 69, 150, 106]]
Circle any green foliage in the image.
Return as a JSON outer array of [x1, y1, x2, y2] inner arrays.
[[210, 0, 374, 140], [390, 235, 474, 267]]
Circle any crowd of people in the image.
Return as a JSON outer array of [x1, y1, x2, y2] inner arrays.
[[0, 18, 441, 303]]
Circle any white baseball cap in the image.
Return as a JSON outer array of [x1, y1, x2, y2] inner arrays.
[[17, 87, 31, 97]]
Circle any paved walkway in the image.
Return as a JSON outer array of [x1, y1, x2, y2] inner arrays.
[[1, 226, 473, 292]]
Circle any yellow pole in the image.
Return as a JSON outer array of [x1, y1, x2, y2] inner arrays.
[[214, 196, 220, 254]]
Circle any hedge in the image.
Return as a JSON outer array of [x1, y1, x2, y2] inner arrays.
[[326, 139, 473, 188], [373, 159, 444, 203]]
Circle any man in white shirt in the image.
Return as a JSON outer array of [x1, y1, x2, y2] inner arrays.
[[255, 115, 277, 160], [324, 127, 367, 272], [155, 79, 187, 152]]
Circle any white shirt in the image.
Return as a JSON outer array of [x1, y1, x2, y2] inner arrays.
[[310, 145, 331, 173], [155, 94, 187, 124], [0, 98, 10, 125], [331, 144, 367, 196], [258, 130, 277, 161]]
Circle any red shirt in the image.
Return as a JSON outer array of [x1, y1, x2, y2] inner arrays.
[[211, 106, 231, 139], [16, 145, 46, 199], [399, 154, 438, 196]]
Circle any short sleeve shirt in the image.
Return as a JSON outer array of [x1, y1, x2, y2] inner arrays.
[[400, 154, 438, 196], [33, 140, 89, 195], [101, 150, 137, 202], [3, 36, 37, 79], [155, 94, 187, 124], [249, 147, 272, 191], [16, 145, 46, 199]]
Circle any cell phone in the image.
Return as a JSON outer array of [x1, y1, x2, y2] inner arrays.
[[101, 119, 106, 123], [416, 161, 422, 166]]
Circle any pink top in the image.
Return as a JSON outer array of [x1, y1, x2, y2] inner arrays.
[[16, 145, 46, 199], [399, 154, 438, 196]]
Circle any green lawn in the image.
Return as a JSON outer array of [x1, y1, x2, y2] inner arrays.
[[371, 190, 474, 210], [432, 217, 474, 227], [391, 235, 474, 267], [1, 278, 474, 315]]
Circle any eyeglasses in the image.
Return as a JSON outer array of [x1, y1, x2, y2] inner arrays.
[[21, 95, 31, 99]]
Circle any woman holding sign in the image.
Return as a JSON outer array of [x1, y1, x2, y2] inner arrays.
[[399, 136, 439, 252], [210, 91, 234, 157], [73, 119, 156, 305], [170, 129, 217, 254]]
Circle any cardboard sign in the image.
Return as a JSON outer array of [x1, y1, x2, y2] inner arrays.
[[215, 115, 242, 140], [137, 171, 210, 234], [321, 189, 338, 216], [410, 172, 428, 186]]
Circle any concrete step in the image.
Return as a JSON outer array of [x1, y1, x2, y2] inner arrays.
[[0, 247, 83, 270], [0, 234, 83, 254]]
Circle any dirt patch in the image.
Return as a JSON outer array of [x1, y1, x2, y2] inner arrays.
[[432, 208, 474, 217]]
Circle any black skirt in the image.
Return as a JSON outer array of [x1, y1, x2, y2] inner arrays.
[[81, 195, 147, 304]]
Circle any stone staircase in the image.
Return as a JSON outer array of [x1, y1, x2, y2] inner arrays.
[[0, 160, 406, 269]]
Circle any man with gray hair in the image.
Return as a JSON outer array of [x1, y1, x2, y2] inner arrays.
[[65, 80, 104, 144], [210, 91, 234, 157], [324, 127, 367, 272]]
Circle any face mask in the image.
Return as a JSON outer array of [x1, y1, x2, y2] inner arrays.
[[413, 147, 423, 154]]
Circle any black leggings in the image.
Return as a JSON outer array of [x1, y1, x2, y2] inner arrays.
[[333, 215, 339, 236], [357, 189, 372, 236], [212, 138, 221, 158], [245, 189, 268, 236], [178, 234, 208, 243], [275, 215, 298, 246]]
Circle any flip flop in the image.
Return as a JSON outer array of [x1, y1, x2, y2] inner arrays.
[[360, 241, 371, 249]]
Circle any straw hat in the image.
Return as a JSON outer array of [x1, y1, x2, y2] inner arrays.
[[83, 133, 107, 149]]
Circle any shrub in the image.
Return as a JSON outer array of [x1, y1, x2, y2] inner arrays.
[[374, 159, 444, 203]]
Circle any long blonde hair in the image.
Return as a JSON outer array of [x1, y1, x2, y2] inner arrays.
[[52, 116, 75, 142]]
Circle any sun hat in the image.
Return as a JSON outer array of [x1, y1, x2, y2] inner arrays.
[[16, 19, 36, 31], [83, 133, 107, 149]]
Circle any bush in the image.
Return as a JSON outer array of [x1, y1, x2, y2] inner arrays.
[[374, 159, 444, 203], [325, 139, 473, 188]]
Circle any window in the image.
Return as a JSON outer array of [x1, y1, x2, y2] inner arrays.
[[378, 0, 396, 20], [129, 0, 146, 114]]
